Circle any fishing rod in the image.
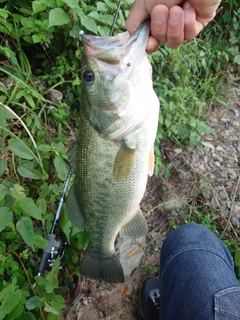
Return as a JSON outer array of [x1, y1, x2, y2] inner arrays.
[[109, 0, 122, 36], [79, 0, 122, 39], [37, 169, 72, 276]]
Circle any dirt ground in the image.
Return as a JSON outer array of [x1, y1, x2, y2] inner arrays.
[[62, 81, 240, 320]]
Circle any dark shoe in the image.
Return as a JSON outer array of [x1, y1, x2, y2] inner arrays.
[[140, 276, 161, 320]]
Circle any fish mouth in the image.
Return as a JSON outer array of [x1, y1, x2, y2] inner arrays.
[[80, 21, 150, 73]]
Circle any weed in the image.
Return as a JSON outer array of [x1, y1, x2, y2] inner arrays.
[[144, 266, 159, 276]]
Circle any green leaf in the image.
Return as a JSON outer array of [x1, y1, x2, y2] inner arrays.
[[62, 0, 80, 8], [15, 89, 27, 100], [59, 209, 72, 243], [8, 138, 34, 160], [19, 197, 44, 221], [38, 198, 46, 214], [64, 247, 78, 266], [25, 93, 36, 108], [5, 302, 24, 319], [0, 285, 14, 301], [0, 207, 13, 232], [10, 184, 26, 201], [34, 235, 48, 249], [45, 257, 60, 293], [20, 312, 36, 320], [0, 105, 15, 120], [54, 156, 68, 181], [0, 47, 18, 66], [48, 8, 70, 27], [0, 9, 9, 19], [235, 250, 240, 267], [165, 118, 171, 128], [18, 162, 47, 180], [0, 159, 6, 176], [201, 141, 215, 149], [34, 276, 48, 296], [102, 0, 116, 9], [37, 144, 52, 152], [0, 82, 7, 95], [88, 11, 99, 20], [233, 55, 240, 64], [99, 14, 114, 26], [26, 296, 42, 311], [97, 25, 110, 36], [0, 289, 22, 320], [75, 229, 89, 250], [197, 121, 213, 134], [43, 302, 61, 315], [97, 2, 108, 11], [32, 1, 46, 14], [57, 0, 65, 6], [190, 117, 196, 128], [190, 131, 202, 146], [81, 15, 97, 34], [21, 17, 39, 29], [44, 294, 65, 313], [16, 217, 34, 249], [0, 184, 8, 202]]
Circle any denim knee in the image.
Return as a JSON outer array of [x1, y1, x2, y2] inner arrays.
[[160, 223, 234, 276], [158, 224, 240, 320]]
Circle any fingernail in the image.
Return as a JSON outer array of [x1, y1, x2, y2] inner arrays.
[[152, 9, 166, 23], [169, 11, 181, 24], [183, 1, 191, 9]]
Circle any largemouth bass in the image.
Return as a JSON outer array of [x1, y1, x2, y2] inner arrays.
[[66, 21, 159, 283]]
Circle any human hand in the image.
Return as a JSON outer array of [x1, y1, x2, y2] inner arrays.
[[126, 0, 222, 51]]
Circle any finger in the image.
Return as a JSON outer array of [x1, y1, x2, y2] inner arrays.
[[167, 6, 184, 49], [150, 5, 169, 47], [183, 1, 203, 40], [126, 0, 183, 35], [146, 36, 159, 53]]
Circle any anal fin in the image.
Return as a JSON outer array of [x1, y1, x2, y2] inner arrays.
[[120, 209, 148, 239], [66, 184, 85, 231]]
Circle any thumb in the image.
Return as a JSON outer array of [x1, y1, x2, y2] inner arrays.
[[126, 0, 150, 35]]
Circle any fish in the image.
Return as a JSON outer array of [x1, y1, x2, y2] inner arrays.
[[66, 21, 159, 283]]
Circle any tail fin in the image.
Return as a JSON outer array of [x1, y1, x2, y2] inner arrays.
[[80, 250, 125, 283]]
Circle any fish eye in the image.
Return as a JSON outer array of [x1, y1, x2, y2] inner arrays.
[[83, 69, 95, 83]]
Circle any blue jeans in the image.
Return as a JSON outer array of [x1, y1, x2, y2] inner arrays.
[[159, 224, 240, 319]]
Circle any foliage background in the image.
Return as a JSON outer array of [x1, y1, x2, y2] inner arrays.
[[0, 0, 239, 318]]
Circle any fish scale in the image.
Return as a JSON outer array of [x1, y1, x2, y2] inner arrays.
[[66, 21, 159, 283]]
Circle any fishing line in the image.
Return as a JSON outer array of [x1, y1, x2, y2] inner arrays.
[[109, 0, 122, 36]]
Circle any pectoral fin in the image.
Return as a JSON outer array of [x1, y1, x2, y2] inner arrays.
[[67, 140, 78, 173], [120, 209, 148, 239], [113, 139, 137, 181], [66, 184, 85, 230], [148, 146, 155, 177]]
